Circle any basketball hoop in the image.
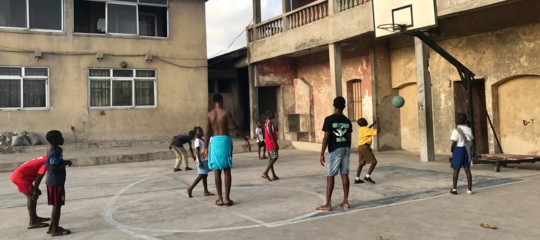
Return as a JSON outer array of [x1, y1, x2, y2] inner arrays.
[[376, 23, 408, 34]]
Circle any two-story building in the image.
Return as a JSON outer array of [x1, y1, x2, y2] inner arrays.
[[246, 0, 539, 157], [0, 0, 209, 142]]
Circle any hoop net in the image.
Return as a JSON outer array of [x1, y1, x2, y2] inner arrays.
[[376, 24, 408, 34]]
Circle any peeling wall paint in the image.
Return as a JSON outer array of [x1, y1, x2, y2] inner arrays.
[[255, 44, 373, 143], [390, 22, 540, 155]]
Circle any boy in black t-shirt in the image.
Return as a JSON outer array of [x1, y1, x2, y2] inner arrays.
[[317, 97, 353, 211]]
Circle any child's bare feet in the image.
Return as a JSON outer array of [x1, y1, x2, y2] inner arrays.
[[338, 202, 349, 209], [50, 226, 71, 236], [27, 222, 49, 229], [261, 174, 272, 181], [224, 199, 234, 206], [36, 217, 51, 222], [187, 187, 193, 198], [272, 176, 279, 180], [204, 192, 215, 196], [215, 199, 224, 206], [316, 205, 332, 211]]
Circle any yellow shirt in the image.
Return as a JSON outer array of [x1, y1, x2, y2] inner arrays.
[[358, 126, 377, 145]]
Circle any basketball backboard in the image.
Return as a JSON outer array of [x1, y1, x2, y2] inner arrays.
[[372, 0, 438, 38]]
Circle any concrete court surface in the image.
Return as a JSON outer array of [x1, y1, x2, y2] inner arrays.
[[1, 150, 539, 240]]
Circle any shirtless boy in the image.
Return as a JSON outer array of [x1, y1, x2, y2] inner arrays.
[[203, 93, 250, 206]]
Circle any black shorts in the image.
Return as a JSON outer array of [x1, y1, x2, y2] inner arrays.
[[258, 141, 265, 148]]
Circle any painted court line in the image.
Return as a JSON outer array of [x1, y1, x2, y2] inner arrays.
[[104, 173, 526, 239]]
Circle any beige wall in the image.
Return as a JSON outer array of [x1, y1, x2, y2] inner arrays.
[[0, 0, 208, 142], [388, 22, 540, 154], [398, 84, 419, 151], [496, 75, 540, 155]]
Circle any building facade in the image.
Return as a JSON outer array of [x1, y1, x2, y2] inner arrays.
[[0, 0, 208, 142], [247, 0, 540, 157]]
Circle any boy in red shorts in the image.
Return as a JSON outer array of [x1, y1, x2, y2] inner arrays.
[[45, 130, 72, 236], [10, 153, 51, 229]]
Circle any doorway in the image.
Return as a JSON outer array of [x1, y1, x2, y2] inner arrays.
[[258, 86, 278, 123], [453, 80, 489, 153]]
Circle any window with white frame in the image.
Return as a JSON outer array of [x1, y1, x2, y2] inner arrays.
[[0, 0, 63, 30], [74, 0, 168, 37], [0, 67, 48, 109], [89, 69, 156, 108]]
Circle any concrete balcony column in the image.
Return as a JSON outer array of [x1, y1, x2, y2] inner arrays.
[[414, 38, 435, 162], [328, 0, 337, 16], [253, 0, 261, 23], [282, 0, 290, 31], [248, 64, 259, 139], [329, 43, 343, 98]]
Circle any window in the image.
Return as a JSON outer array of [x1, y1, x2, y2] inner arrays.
[[89, 69, 156, 108], [0, 67, 48, 109], [346, 80, 361, 120], [0, 0, 62, 30], [74, 0, 168, 37]]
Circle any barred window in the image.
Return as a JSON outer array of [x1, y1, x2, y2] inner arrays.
[[0, 67, 48, 109], [89, 69, 156, 108]]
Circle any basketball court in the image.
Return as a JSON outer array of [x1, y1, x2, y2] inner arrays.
[[2, 150, 539, 239]]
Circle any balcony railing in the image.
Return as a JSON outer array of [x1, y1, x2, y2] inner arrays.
[[255, 16, 283, 40], [337, 0, 369, 12], [248, 0, 369, 42], [286, 0, 329, 30]]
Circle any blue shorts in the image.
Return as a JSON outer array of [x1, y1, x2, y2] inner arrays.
[[197, 160, 210, 175], [452, 147, 470, 170], [327, 147, 350, 176]]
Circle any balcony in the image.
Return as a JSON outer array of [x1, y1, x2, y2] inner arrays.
[[248, 0, 370, 42], [248, 0, 372, 62], [247, 0, 512, 63]]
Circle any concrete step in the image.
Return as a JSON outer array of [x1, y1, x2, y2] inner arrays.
[[0, 140, 292, 173]]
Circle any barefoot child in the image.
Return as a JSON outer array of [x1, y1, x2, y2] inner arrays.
[[450, 113, 474, 195], [203, 93, 251, 206], [45, 130, 72, 236], [255, 120, 267, 159], [317, 97, 352, 211], [261, 111, 279, 181], [10, 154, 51, 229], [187, 127, 214, 198], [355, 118, 379, 184]]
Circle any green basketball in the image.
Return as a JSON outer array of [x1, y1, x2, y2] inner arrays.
[[392, 96, 405, 108]]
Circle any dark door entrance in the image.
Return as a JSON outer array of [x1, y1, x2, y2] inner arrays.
[[453, 80, 489, 153], [258, 86, 278, 122]]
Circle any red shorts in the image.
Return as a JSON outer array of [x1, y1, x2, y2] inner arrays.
[[12, 180, 32, 194], [47, 186, 65, 206]]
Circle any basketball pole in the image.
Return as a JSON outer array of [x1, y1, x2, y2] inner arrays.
[[408, 30, 479, 162]]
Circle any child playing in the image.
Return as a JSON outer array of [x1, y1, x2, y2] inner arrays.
[[187, 127, 214, 198], [255, 120, 267, 159], [45, 130, 72, 236], [355, 118, 378, 184], [450, 113, 474, 195], [10, 153, 51, 229]]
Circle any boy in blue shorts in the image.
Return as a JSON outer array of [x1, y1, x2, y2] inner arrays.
[[450, 113, 474, 195], [187, 127, 214, 198], [317, 97, 352, 211], [45, 130, 72, 236]]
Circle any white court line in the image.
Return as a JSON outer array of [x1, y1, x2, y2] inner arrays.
[[103, 176, 162, 240], [104, 173, 526, 238]]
